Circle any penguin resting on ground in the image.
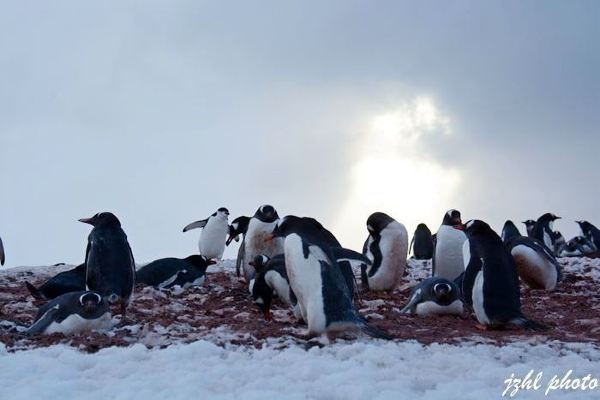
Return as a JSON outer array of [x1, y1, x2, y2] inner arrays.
[[25, 291, 112, 335], [433, 209, 467, 280], [226, 215, 250, 277], [461, 220, 546, 331], [80, 212, 136, 316], [361, 212, 408, 291], [136, 255, 215, 289], [270, 216, 391, 340], [183, 207, 229, 260], [576, 220, 600, 250], [25, 264, 86, 300], [501, 220, 522, 243], [410, 223, 434, 260], [400, 277, 463, 316], [559, 236, 598, 257], [505, 236, 561, 290]]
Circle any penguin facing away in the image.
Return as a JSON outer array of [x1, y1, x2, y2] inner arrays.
[[80, 212, 136, 315], [136, 255, 215, 289], [400, 277, 463, 316], [461, 220, 546, 330], [25, 264, 86, 300], [410, 223, 434, 260], [183, 207, 229, 260], [241, 205, 284, 282], [226, 215, 250, 277], [522, 220, 536, 237], [505, 236, 561, 290], [501, 220, 522, 243], [433, 209, 467, 280], [25, 291, 112, 335], [362, 212, 408, 291], [0, 235, 4, 266], [270, 216, 390, 339], [576, 220, 600, 249]]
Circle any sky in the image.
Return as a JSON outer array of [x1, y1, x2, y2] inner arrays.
[[1, 1, 599, 267]]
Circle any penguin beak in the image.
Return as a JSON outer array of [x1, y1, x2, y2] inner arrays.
[[78, 217, 94, 225], [225, 235, 234, 246], [206, 259, 217, 266]]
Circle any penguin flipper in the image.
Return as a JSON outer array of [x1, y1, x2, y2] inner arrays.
[[235, 241, 245, 277], [399, 288, 422, 314], [461, 252, 482, 307], [331, 247, 372, 265], [183, 219, 208, 232], [25, 305, 61, 335], [510, 316, 548, 332], [25, 281, 46, 300]]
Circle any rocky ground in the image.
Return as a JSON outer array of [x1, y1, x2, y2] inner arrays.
[[1, 257, 599, 353]]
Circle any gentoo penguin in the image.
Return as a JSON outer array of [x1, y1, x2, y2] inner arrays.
[[248, 254, 302, 320], [505, 236, 561, 290], [0, 235, 4, 266], [522, 220, 536, 237], [462, 220, 546, 330], [226, 215, 250, 277], [136, 255, 215, 289], [241, 205, 284, 282], [400, 277, 463, 316], [559, 236, 598, 257], [25, 264, 86, 300], [576, 220, 600, 249], [361, 212, 408, 291], [25, 291, 112, 335], [532, 213, 562, 254], [80, 212, 135, 315], [183, 207, 229, 260], [270, 216, 390, 339], [432, 209, 467, 280], [410, 223, 434, 260], [501, 220, 522, 243]]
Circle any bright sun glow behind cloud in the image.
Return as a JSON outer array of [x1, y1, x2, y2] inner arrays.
[[335, 97, 462, 249]]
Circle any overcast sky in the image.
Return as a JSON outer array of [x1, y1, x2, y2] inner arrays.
[[1, 1, 599, 267]]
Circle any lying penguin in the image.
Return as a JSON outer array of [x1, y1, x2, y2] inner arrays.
[[559, 236, 598, 257], [505, 236, 561, 290], [136, 255, 215, 289], [248, 254, 302, 321], [25, 291, 112, 335], [25, 264, 86, 300], [400, 277, 463, 316]]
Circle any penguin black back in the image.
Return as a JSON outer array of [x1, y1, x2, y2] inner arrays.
[[501, 220, 522, 243], [411, 223, 434, 259]]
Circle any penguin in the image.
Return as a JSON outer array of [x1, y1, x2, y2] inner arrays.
[[226, 215, 250, 277], [505, 236, 561, 290], [361, 212, 408, 291], [400, 277, 463, 316], [25, 291, 112, 335], [576, 220, 600, 249], [241, 205, 284, 282], [0, 235, 4, 266], [25, 264, 86, 300], [248, 254, 302, 320], [410, 223, 434, 260], [270, 216, 391, 339], [136, 255, 215, 289], [461, 220, 546, 330], [501, 220, 522, 243], [522, 220, 536, 237], [531, 213, 562, 255], [559, 236, 598, 257], [432, 209, 467, 280], [80, 212, 136, 315], [183, 207, 229, 260]]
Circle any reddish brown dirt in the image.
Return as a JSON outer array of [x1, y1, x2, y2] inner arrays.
[[1, 261, 599, 353]]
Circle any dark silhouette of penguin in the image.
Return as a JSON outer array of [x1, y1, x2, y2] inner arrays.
[[80, 212, 135, 316], [522, 220, 536, 237], [410, 223, 434, 260], [136, 255, 215, 289], [25, 264, 86, 300], [576, 220, 600, 250], [559, 236, 598, 257], [0, 235, 4, 266], [532, 213, 563, 254], [501, 220, 522, 243]]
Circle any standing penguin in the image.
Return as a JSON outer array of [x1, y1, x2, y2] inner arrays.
[[522, 220, 536, 237], [410, 223, 434, 260], [505, 236, 561, 290], [80, 212, 135, 315], [0, 235, 4, 266], [226, 215, 250, 277], [531, 213, 562, 254], [183, 207, 229, 260], [270, 216, 390, 339], [576, 220, 600, 249], [462, 220, 546, 330], [241, 205, 283, 282], [433, 209, 467, 280], [501, 220, 522, 243], [362, 212, 408, 291], [25, 291, 112, 335]]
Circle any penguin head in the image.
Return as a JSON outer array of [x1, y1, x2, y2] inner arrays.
[[415, 223, 431, 234], [226, 216, 250, 246], [79, 292, 104, 314], [255, 205, 279, 223], [248, 255, 270, 272], [575, 220, 595, 236], [538, 213, 561, 230], [432, 282, 453, 303], [463, 219, 496, 238], [216, 207, 230, 219], [442, 209, 463, 229], [185, 255, 216, 271], [366, 212, 395, 235], [78, 212, 121, 227]]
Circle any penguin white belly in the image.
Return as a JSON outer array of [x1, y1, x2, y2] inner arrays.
[[511, 245, 557, 290], [284, 234, 326, 335], [184, 275, 205, 289], [198, 218, 228, 259], [368, 223, 408, 291], [45, 312, 113, 335], [265, 270, 292, 305], [243, 220, 284, 281], [434, 226, 467, 280], [415, 300, 463, 316], [472, 270, 490, 325]]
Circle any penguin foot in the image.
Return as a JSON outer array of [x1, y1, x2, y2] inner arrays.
[[475, 323, 489, 331]]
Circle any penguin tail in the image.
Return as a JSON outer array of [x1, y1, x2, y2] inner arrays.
[[354, 316, 393, 340], [510, 316, 548, 332], [25, 281, 45, 300]]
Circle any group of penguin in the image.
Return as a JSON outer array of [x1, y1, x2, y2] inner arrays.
[[4, 206, 600, 340]]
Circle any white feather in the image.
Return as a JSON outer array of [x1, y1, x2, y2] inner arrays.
[[434, 225, 467, 280], [511, 244, 558, 290], [366, 221, 408, 291], [198, 212, 229, 259]]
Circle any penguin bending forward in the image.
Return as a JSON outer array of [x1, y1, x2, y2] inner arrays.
[[505, 236, 561, 290], [400, 277, 463, 316], [241, 205, 284, 282], [226, 215, 250, 277], [183, 207, 229, 260]]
